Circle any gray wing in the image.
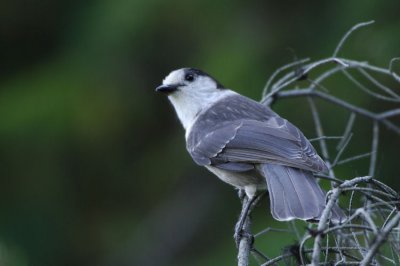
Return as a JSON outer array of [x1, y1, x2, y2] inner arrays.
[[187, 96, 328, 173]]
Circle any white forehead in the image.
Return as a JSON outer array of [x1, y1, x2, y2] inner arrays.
[[162, 69, 185, 85]]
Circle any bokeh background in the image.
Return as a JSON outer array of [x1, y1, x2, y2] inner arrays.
[[0, 0, 399, 265]]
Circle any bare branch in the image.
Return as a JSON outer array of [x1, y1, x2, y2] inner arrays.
[[336, 152, 372, 166], [237, 197, 251, 266], [389, 57, 400, 83], [358, 68, 400, 99], [332, 133, 353, 167], [244, 21, 399, 266], [342, 69, 400, 102], [254, 227, 292, 238], [237, 193, 265, 266], [377, 109, 400, 119], [309, 65, 345, 90], [273, 88, 400, 134], [309, 136, 344, 142], [360, 213, 400, 266], [333, 21, 375, 57], [237, 226, 251, 265], [369, 122, 379, 177], [308, 98, 330, 161], [310, 176, 373, 265], [337, 112, 356, 151], [262, 57, 310, 97]]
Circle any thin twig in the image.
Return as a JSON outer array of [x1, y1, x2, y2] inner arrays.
[[369, 179, 398, 197], [254, 227, 292, 238], [342, 69, 400, 102], [377, 109, 400, 119], [337, 112, 356, 151], [336, 152, 372, 166], [309, 136, 344, 142], [332, 133, 353, 167], [251, 247, 270, 263], [358, 68, 400, 99], [308, 98, 330, 161], [311, 177, 373, 265], [333, 21, 375, 57], [360, 213, 400, 266], [369, 122, 379, 177], [389, 57, 400, 83], [262, 57, 349, 102], [262, 58, 310, 97], [341, 187, 395, 200], [261, 252, 292, 266], [311, 188, 341, 265], [308, 65, 346, 91], [273, 88, 400, 134]]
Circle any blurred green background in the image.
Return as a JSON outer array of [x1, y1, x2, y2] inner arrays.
[[0, 0, 399, 265]]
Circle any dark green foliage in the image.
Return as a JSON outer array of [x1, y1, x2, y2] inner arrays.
[[0, 1, 399, 265]]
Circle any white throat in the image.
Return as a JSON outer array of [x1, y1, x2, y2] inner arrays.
[[168, 89, 236, 134]]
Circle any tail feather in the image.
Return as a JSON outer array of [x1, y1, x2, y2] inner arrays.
[[260, 164, 345, 222]]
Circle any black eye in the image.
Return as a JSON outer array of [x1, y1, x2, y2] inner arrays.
[[184, 73, 195, 82]]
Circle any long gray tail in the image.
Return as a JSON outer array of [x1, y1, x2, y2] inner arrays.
[[259, 164, 345, 222]]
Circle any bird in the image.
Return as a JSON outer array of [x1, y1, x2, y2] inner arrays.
[[155, 67, 345, 244]]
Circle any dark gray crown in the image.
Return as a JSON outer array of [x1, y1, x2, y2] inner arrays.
[[183, 68, 225, 89]]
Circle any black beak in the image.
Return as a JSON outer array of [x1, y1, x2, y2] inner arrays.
[[155, 84, 179, 94]]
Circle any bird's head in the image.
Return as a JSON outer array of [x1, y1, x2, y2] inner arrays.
[[156, 68, 225, 96], [156, 68, 232, 130]]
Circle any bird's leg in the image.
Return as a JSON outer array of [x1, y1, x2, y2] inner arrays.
[[237, 189, 246, 203], [234, 195, 256, 247]]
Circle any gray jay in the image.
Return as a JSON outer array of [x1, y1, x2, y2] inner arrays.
[[156, 68, 344, 243]]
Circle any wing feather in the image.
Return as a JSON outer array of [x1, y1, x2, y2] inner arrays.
[[186, 95, 328, 173]]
